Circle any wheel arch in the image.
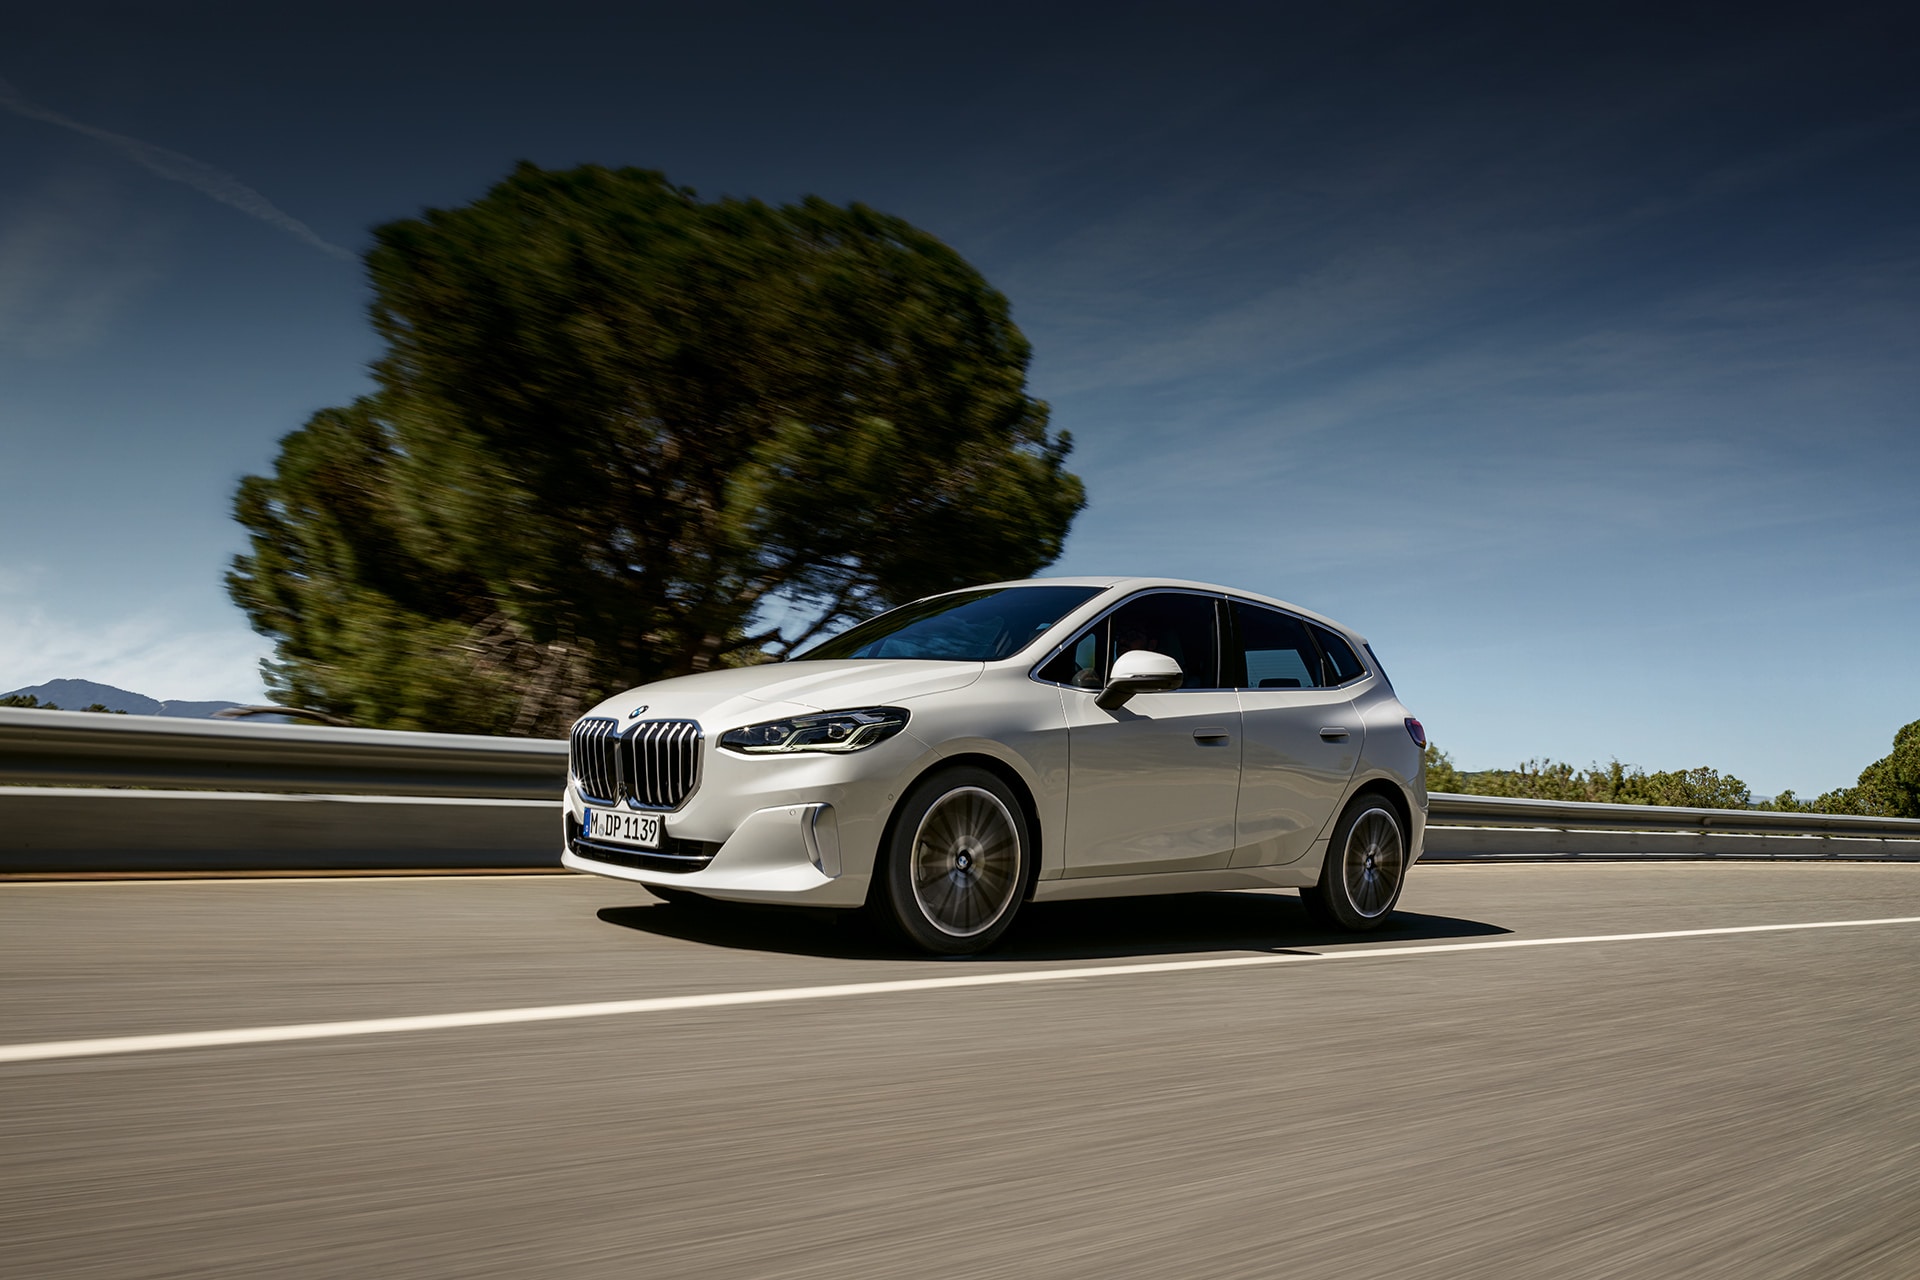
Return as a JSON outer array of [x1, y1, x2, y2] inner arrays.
[[871, 752, 1047, 905], [1343, 775, 1415, 846]]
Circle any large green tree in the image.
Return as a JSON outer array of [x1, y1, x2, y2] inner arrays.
[[229, 164, 1085, 734]]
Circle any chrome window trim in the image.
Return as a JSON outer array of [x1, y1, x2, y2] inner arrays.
[[1026, 587, 1234, 693]]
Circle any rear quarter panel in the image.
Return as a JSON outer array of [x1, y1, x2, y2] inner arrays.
[[1345, 679, 1428, 857]]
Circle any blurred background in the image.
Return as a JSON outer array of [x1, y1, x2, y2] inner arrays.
[[2, 0, 1917, 799]]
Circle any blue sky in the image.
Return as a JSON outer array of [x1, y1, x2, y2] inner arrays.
[[2, 2, 1915, 795]]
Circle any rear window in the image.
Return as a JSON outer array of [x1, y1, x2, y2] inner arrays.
[[1233, 602, 1323, 689], [1310, 624, 1367, 686]]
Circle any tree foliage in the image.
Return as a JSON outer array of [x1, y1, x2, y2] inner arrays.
[[0, 695, 124, 714], [1424, 743, 1753, 808], [1421, 742, 1468, 794], [1763, 719, 1920, 817], [1428, 719, 1920, 816], [229, 164, 1085, 734]]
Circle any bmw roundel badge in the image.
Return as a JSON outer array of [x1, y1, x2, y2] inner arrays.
[[628, 704, 649, 719]]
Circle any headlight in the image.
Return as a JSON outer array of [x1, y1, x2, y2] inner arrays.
[[720, 707, 910, 755]]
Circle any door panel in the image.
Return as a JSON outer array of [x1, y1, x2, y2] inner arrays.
[[1063, 689, 1243, 876], [1226, 598, 1364, 866], [1053, 589, 1241, 877], [1231, 688, 1361, 866]]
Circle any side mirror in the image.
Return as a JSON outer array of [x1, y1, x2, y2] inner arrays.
[[1095, 650, 1184, 710]]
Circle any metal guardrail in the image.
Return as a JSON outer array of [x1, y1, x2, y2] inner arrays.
[[1423, 792, 1920, 862], [2, 709, 1916, 872], [1426, 792, 1920, 840], [0, 706, 566, 800], [0, 787, 559, 872]]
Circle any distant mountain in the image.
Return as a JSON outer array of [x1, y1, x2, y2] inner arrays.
[[0, 679, 247, 719]]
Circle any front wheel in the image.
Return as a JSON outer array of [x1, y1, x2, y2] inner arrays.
[[872, 766, 1031, 955], [1300, 795, 1408, 931]]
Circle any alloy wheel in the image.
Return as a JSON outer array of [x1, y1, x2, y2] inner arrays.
[[908, 786, 1023, 938], [1340, 807, 1405, 919]]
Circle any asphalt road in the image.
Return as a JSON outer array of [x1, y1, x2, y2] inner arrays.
[[4, 863, 1919, 1279]]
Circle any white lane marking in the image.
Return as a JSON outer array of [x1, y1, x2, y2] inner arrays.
[[4, 915, 1917, 1065]]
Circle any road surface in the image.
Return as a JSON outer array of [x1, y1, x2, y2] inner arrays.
[[4, 862, 1918, 1278]]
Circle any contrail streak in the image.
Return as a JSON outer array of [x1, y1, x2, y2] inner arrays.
[[0, 76, 354, 262]]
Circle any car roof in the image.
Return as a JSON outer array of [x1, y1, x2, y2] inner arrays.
[[958, 575, 1368, 647]]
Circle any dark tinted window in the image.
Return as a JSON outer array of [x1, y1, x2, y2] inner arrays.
[[1102, 592, 1220, 689], [1233, 602, 1322, 689], [797, 586, 1101, 662], [1036, 620, 1107, 688], [1310, 624, 1367, 685]]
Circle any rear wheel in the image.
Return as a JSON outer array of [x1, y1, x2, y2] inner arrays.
[[873, 766, 1030, 955], [1300, 794, 1407, 931]]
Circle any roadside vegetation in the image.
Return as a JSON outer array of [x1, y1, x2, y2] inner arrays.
[[1425, 717, 1920, 817], [0, 695, 124, 714]]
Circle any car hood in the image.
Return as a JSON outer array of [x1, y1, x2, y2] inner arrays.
[[583, 659, 985, 727]]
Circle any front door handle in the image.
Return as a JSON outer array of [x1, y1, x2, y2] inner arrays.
[[1192, 728, 1231, 744], [1319, 726, 1350, 740]]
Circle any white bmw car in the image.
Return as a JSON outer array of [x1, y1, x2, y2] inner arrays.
[[563, 577, 1427, 954]]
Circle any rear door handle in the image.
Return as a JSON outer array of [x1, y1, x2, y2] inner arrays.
[[1319, 726, 1350, 740], [1193, 728, 1231, 743]]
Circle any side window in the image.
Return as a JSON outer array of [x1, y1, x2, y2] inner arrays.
[[1036, 620, 1107, 689], [1310, 624, 1367, 686], [1232, 602, 1323, 690], [1103, 593, 1220, 689]]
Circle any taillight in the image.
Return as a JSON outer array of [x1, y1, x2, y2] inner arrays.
[[1404, 717, 1426, 748]]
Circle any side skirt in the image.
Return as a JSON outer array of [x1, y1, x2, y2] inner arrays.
[[1032, 856, 1324, 902]]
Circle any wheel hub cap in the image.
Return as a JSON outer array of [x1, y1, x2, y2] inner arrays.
[[1342, 809, 1405, 919], [909, 787, 1021, 939]]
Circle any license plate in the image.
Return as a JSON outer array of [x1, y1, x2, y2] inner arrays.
[[584, 807, 661, 850]]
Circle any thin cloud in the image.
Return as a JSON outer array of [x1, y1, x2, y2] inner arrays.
[[0, 76, 353, 262], [0, 596, 271, 704], [0, 172, 169, 356]]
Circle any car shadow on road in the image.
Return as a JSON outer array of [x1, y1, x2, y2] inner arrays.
[[596, 891, 1509, 962]]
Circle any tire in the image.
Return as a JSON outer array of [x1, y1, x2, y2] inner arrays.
[[1301, 793, 1408, 931], [872, 765, 1032, 956]]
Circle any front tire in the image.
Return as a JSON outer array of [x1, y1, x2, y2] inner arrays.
[[872, 766, 1031, 956], [1300, 794, 1407, 931]]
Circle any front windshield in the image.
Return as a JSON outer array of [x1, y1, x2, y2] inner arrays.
[[795, 585, 1104, 662]]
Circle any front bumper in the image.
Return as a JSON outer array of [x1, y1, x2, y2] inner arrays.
[[564, 801, 867, 906], [561, 731, 931, 907]]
